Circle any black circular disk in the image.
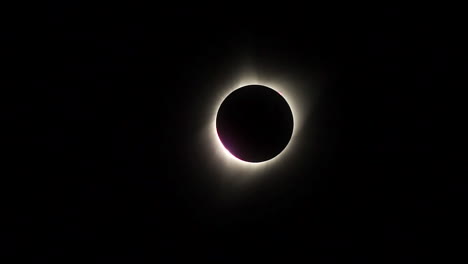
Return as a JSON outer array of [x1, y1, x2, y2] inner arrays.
[[216, 85, 294, 162]]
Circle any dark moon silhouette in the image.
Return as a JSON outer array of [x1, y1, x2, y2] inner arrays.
[[216, 85, 294, 162]]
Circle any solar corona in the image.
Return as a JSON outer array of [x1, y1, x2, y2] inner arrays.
[[203, 68, 312, 176]]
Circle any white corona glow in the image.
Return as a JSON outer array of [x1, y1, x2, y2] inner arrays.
[[202, 66, 314, 179]]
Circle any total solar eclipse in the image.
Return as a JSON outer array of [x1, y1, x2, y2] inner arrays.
[[216, 85, 294, 163]]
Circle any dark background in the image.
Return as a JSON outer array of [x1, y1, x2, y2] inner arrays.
[[1, 3, 466, 262]]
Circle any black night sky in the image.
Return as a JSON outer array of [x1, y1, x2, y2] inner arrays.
[[1, 4, 466, 263]]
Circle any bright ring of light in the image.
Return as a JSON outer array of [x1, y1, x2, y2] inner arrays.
[[205, 69, 310, 176]]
